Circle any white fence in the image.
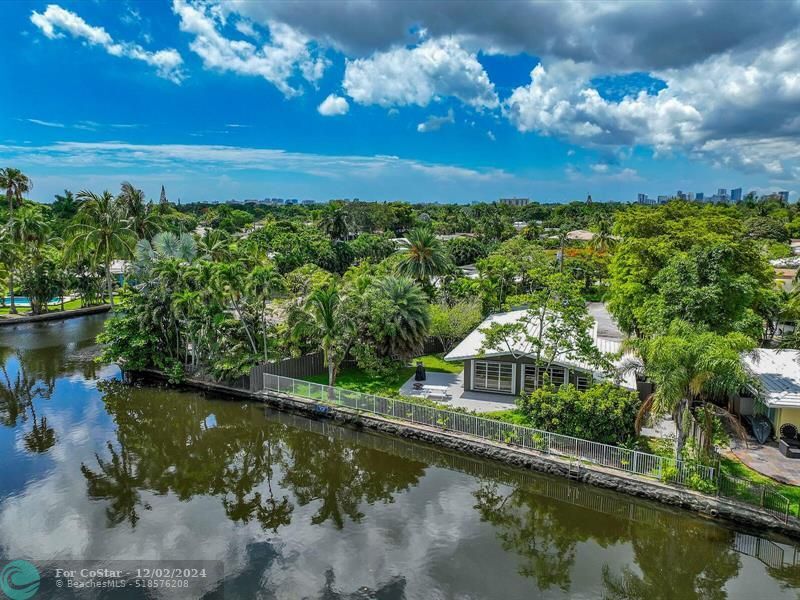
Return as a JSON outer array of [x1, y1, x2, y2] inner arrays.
[[262, 374, 717, 488]]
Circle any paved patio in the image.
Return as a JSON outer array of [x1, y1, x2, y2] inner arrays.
[[727, 438, 800, 486], [398, 371, 517, 413]]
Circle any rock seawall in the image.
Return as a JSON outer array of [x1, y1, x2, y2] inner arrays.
[[131, 368, 800, 539]]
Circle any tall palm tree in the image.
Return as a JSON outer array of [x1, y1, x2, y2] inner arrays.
[[623, 320, 754, 458], [118, 181, 159, 239], [67, 190, 135, 307], [0, 167, 31, 221], [212, 262, 259, 354], [589, 218, 618, 254], [246, 264, 285, 362], [397, 227, 451, 285], [296, 285, 350, 387], [320, 207, 350, 241], [372, 276, 430, 359], [5, 205, 49, 314]]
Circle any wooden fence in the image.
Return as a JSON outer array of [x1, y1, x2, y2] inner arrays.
[[248, 351, 326, 391]]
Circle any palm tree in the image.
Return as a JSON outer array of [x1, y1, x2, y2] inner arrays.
[[373, 276, 430, 359], [623, 320, 754, 459], [246, 264, 285, 362], [397, 227, 451, 285], [296, 285, 350, 387], [212, 262, 259, 355], [5, 204, 49, 314], [67, 190, 135, 307], [320, 207, 350, 241], [119, 181, 159, 238], [0, 167, 31, 221], [589, 218, 617, 254]]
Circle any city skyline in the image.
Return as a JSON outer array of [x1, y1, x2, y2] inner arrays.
[[1, 1, 798, 204]]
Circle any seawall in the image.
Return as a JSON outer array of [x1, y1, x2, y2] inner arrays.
[[130, 368, 800, 539]]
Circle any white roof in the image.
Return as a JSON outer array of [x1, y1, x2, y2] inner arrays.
[[743, 349, 800, 407], [444, 309, 637, 390]]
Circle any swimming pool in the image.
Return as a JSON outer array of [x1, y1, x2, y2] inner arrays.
[[1, 296, 62, 307]]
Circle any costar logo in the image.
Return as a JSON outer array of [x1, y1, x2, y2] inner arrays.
[[0, 560, 40, 600]]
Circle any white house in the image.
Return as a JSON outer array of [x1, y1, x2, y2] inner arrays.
[[735, 349, 800, 432], [443, 309, 637, 396]]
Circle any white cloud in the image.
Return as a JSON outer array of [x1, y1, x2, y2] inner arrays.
[[172, 0, 328, 97], [590, 163, 610, 173], [487, 130, 496, 141], [30, 4, 184, 83], [317, 94, 350, 116], [343, 37, 498, 109], [417, 109, 454, 133], [505, 36, 800, 175], [26, 118, 65, 128], [0, 141, 507, 183]]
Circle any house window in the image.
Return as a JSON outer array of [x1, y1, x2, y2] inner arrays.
[[473, 361, 514, 393], [523, 365, 566, 391], [575, 373, 591, 391]]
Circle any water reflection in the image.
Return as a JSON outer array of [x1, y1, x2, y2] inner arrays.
[[1, 316, 800, 598]]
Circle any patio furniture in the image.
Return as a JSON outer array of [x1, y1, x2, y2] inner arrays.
[[415, 361, 426, 381], [779, 423, 800, 458], [422, 384, 451, 400]]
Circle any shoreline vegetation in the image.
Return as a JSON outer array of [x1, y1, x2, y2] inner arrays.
[[4, 167, 800, 526]]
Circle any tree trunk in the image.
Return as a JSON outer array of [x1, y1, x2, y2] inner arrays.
[[8, 270, 16, 314], [105, 260, 114, 307], [674, 398, 689, 460]]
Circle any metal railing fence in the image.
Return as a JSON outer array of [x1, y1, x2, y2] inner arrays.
[[262, 374, 717, 489]]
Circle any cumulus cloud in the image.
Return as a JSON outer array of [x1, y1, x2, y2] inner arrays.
[[172, 0, 328, 97], [343, 37, 498, 109], [317, 94, 349, 116], [505, 34, 800, 175], [30, 4, 184, 83], [417, 109, 454, 133], [223, 0, 800, 70]]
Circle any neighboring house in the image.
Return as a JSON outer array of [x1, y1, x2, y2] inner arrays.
[[443, 309, 637, 396], [110, 260, 130, 285], [734, 349, 800, 433], [773, 268, 798, 292], [566, 229, 595, 242]]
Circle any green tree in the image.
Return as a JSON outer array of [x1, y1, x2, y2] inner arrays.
[[68, 190, 135, 307], [295, 285, 352, 387], [623, 320, 755, 458], [429, 299, 483, 353], [0, 167, 31, 220], [119, 181, 159, 238], [397, 227, 452, 286], [246, 264, 285, 362]]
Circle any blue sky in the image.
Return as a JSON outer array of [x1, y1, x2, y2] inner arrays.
[[1, 1, 798, 204]]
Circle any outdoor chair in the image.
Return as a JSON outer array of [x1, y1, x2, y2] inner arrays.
[[778, 423, 800, 458]]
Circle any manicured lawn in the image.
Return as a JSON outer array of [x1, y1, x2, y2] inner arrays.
[[720, 455, 800, 510], [301, 353, 463, 397]]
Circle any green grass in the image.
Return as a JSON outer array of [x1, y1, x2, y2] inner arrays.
[[0, 298, 86, 316], [483, 408, 529, 425], [720, 455, 800, 510], [301, 353, 462, 398]]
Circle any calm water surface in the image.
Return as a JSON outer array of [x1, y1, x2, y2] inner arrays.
[[1, 316, 799, 599]]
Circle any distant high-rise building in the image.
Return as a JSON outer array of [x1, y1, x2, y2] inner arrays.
[[779, 191, 790, 202], [586, 194, 592, 204], [657, 195, 669, 204], [676, 190, 687, 200], [731, 188, 743, 202], [637, 193, 647, 204], [696, 192, 704, 201], [687, 192, 695, 201], [499, 197, 529, 206]]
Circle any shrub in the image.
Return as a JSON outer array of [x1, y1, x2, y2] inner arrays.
[[518, 382, 640, 445]]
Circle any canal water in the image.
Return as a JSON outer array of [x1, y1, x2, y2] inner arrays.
[[1, 316, 799, 599]]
